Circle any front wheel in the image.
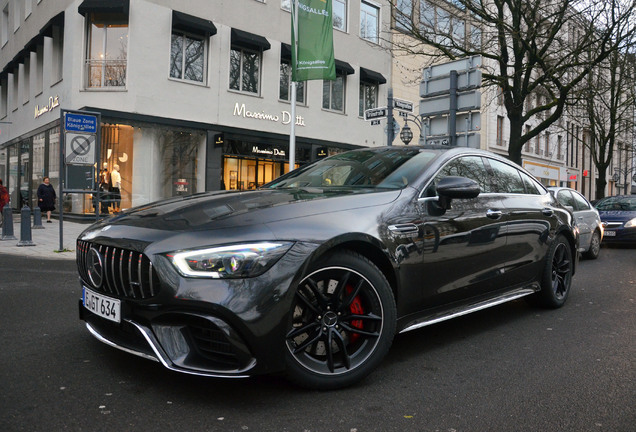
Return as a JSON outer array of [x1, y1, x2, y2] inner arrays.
[[285, 251, 396, 390], [535, 235, 573, 308]]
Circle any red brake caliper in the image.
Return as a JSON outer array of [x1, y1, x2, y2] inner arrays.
[[346, 285, 364, 343]]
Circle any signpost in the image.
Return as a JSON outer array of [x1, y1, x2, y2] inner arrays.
[[419, 56, 482, 147], [58, 109, 101, 251]]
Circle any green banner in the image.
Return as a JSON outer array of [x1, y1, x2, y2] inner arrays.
[[292, 0, 336, 82]]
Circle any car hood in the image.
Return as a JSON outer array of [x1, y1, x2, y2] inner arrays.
[[79, 187, 403, 249], [598, 210, 636, 222]]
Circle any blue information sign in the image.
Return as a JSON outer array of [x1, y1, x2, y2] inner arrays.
[[65, 113, 98, 133]]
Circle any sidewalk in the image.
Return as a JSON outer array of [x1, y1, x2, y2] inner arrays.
[[0, 218, 92, 260]]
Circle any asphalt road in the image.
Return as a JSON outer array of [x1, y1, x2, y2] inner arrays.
[[0, 246, 634, 432]]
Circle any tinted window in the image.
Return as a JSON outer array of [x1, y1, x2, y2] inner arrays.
[[556, 190, 576, 208], [487, 159, 526, 193], [570, 191, 591, 211], [519, 171, 545, 195], [596, 196, 636, 211], [427, 156, 492, 195]]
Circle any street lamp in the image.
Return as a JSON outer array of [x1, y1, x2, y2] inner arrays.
[[400, 123, 413, 145], [398, 114, 424, 146], [612, 167, 636, 195]]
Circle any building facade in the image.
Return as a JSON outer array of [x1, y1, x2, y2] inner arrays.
[[0, 0, 392, 216]]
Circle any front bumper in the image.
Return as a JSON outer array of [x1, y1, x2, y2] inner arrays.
[[77, 241, 320, 377]]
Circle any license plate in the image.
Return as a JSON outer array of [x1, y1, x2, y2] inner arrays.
[[83, 287, 121, 323], [604, 230, 616, 237]]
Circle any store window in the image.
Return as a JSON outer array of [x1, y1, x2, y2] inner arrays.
[[85, 13, 129, 88], [8, 145, 18, 209], [359, 82, 377, 117], [159, 130, 205, 198], [32, 132, 45, 208]]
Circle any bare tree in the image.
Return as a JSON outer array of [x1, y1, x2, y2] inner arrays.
[[391, 0, 636, 165], [573, 49, 636, 198]]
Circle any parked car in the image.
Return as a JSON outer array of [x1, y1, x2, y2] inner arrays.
[[594, 195, 636, 244], [548, 187, 603, 259], [76, 146, 578, 389]]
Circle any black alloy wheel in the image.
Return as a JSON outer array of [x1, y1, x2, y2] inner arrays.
[[536, 235, 573, 308], [285, 251, 396, 389]]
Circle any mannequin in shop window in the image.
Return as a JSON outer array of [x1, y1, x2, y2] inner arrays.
[[110, 164, 122, 212]]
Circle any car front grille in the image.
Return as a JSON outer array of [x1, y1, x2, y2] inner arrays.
[[603, 222, 623, 229], [77, 240, 160, 299]]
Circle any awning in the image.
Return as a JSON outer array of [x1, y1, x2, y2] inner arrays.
[[281, 43, 292, 61], [172, 11, 217, 36], [335, 60, 355, 75], [360, 67, 386, 84], [78, 0, 129, 16], [231, 28, 271, 51]]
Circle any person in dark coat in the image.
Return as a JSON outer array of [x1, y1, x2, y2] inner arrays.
[[37, 176, 56, 223]]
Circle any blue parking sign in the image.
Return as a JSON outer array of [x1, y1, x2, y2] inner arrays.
[[65, 113, 97, 133]]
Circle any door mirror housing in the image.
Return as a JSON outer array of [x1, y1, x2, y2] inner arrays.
[[428, 176, 481, 214]]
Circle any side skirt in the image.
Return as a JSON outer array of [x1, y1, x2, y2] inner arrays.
[[399, 287, 536, 334]]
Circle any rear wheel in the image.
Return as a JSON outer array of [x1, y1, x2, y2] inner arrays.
[[583, 230, 601, 260], [285, 251, 396, 389], [535, 235, 573, 308]]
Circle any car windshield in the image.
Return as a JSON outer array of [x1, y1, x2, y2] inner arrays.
[[595, 196, 636, 211], [264, 148, 439, 190]]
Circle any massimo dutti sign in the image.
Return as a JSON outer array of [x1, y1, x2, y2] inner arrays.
[[233, 103, 306, 127], [34, 95, 60, 119]]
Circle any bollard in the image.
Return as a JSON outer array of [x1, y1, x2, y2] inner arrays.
[[17, 205, 36, 247], [32, 206, 44, 229], [1, 205, 17, 241]]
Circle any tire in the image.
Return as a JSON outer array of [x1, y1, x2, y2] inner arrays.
[[583, 230, 601, 260], [285, 250, 396, 390], [535, 235, 573, 308]]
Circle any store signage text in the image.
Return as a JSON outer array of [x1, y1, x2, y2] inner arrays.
[[252, 145, 286, 157], [34, 95, 60, 119], [233, 103, 306, 126]]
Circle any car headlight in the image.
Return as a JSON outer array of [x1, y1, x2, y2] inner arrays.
[[169, 242, 294, 278], [625, 218, 636, 228]]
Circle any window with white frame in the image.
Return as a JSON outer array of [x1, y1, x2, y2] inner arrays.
[[85, 13, 128, 88], [359, 81, 378, 117], [279, 59, 306, 104], [170, 31, 207, 83], [395, 0, 413, 31], [230, 47, 261, 94], [333, 0, 347, 31], [496, 115, 504, 146], [323, 73, 346, 112], [360, 1, 379, 44]]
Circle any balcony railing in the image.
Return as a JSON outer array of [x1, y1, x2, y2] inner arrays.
[[85, 59, 127, 88]]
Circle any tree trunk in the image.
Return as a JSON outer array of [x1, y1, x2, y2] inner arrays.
[[507, 114, 524, 165]]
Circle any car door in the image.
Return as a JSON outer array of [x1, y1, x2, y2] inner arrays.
[[555, 189, 592, 247], [387, 155, 509, 315], [486, 158, 556, 286]]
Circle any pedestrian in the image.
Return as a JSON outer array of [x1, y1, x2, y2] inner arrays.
[[37, 176, 56, 223], [0, 178, 9, 227], [110, 164, 122, 212]]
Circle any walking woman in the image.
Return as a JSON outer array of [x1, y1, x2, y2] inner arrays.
[[37, 176, 56, 223]]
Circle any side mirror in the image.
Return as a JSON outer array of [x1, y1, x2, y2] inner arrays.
[[428, 176, 481, 214]]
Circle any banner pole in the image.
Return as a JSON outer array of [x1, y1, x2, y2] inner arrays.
[[289, 0, 299, 173]]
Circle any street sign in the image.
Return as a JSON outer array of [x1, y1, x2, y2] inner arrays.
[[424, 133, 481, 148], [65, 133, 96, 166], [370, 119, 381, 125], [421, 69, 482, 97], [65, 113, 98, 133], [419, 91, 481, 117], [393, 98, 414, 112], [364, 106, 388, 121]]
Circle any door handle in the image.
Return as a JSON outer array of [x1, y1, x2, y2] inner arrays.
[[542, 208, 554, 216], [486, 209, 503, 219]]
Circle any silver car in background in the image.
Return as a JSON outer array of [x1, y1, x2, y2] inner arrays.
[[549, 187, 603, 259]]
